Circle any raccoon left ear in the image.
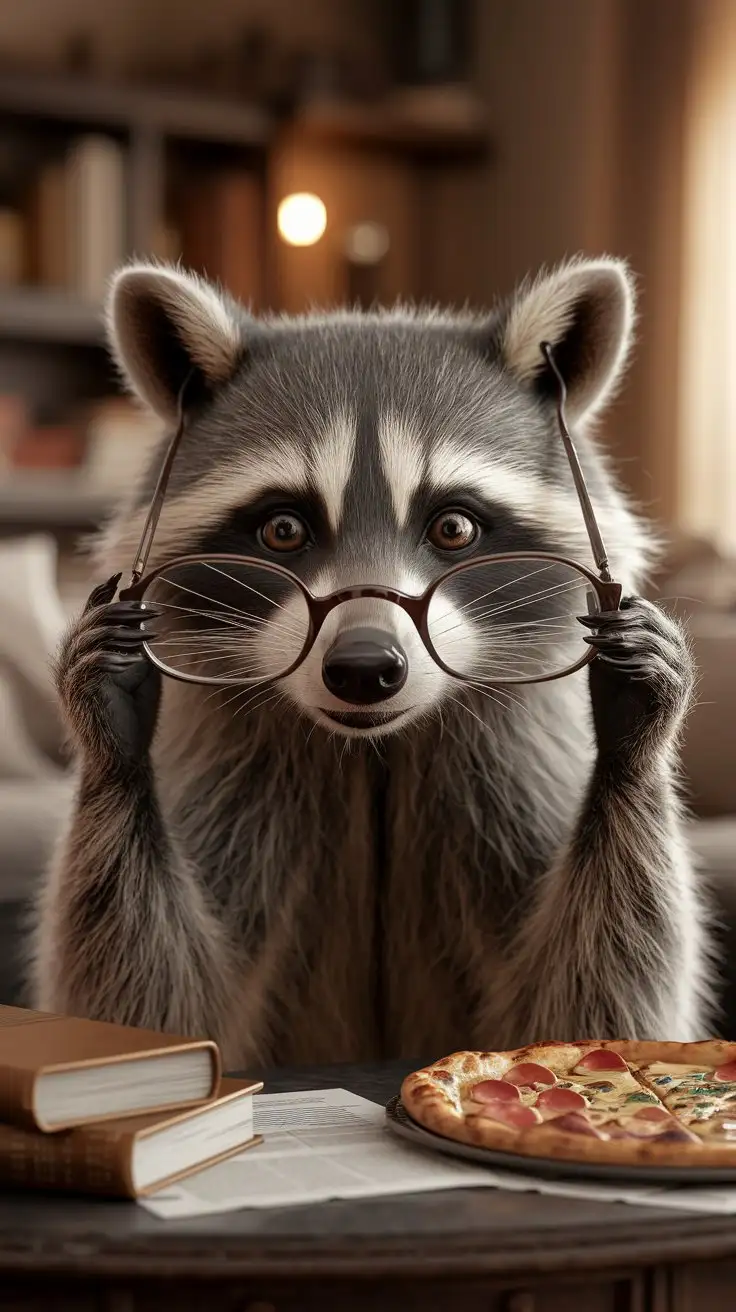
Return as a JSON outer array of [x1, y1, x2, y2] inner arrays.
[[490, 257, 636, 422], [106, 262, 244, 423]]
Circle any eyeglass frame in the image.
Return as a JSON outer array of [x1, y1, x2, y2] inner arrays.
[[118, 342, 623, 688]]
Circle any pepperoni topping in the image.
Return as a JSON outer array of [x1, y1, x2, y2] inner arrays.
[[654, 1126, 702, 1144], [714, 1061, 736, 1082], [537, 1087, 587, 1113], [470, 1079, 521, 1104], [634, 1105, 671, 1123], [574, 1048, 628, 1073], [503, 1062, 557, 1088], [477, 1102, 542, 1129], [553, 1112, 608, 1139]]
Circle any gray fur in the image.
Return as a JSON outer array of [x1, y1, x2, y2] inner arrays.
[[30, 258, 712, 1066]]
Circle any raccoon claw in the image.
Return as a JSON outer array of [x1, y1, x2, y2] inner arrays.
[[577, 610, 628, 630], [100, 600, 160, 626], [586, 597, 694, 765], [84, 572, 122, 613], [56, 581, 163, 766]]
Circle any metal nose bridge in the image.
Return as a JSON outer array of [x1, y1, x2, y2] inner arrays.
[[309, 584, 424, 632]]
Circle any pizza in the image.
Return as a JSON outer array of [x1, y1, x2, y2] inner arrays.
[[400, 1041, 736, 1169]]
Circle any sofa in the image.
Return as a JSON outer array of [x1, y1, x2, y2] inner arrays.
[[1, 534, 735, 1034]]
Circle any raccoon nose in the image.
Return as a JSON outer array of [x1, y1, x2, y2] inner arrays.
[[322, 628, 408, 704]]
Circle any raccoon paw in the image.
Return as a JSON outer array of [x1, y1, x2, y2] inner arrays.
[[55, 573, 163, 768], [579, 597, 695, 765]]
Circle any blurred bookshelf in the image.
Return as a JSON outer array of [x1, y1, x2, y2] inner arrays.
[[0, 52, 489, 541], [0, 287, 104, 347], [0, 68, 275, 538], [0, 472, 113, 528], [292, 96, 488, 158], [0, 69, 272, 149]]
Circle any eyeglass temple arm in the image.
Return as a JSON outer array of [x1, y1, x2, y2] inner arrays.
[[127, 374, 192, 587], [540, 341, 613, 584]]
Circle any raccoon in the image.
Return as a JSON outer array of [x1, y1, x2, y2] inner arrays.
[[30, 256, 711, 1068]]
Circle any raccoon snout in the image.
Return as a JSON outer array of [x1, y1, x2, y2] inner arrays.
[[321, 628, 408, 705]]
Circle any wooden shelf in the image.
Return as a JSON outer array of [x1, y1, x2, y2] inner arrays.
[[291, 95, 489, 159], [0, 68, 272, 148], [0, 473, 114, 527], [0, 288, 105, 347]]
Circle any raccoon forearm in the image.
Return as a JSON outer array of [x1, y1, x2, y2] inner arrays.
[[32, 762, 234, 1039], [497, 758, 706, 1041]]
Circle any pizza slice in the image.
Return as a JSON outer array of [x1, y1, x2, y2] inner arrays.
[[638, 1057, 736, 1143]]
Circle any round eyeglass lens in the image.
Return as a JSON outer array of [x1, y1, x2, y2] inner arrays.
[[139, 557, 311, 685], [427, 555, 599, 683]]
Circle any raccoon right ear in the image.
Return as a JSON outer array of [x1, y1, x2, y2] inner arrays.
[[106, 264, 244, 422], [489, 257, 636, 423]]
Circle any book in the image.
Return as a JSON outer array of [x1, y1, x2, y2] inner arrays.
[[65, 134, 126, 301], [181, 168, 263, 307], [0, 1005, 220, 1132], [0, 1077, 261, 1199], [0, 207, 24, 285], [26, 160, 69, 288]]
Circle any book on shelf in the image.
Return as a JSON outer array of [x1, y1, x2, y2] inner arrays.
[[181, 168, 263, 308], [0, 1005, 220, 1132], [0, 1076, 261, 1199], [66, 134, 126, 301], [27, 135, 126, 300], [0, 207, 24, 286], [26, 160, 69, 288]]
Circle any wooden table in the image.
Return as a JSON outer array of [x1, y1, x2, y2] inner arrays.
[[1, 1058, 736, 1311]]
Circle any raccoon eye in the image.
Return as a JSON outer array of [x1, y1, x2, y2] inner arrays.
[[426, 510, 478, 552], [259, 513, 309, 553]]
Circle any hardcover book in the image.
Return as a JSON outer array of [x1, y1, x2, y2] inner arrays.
[[0, 1005, 220, 1132], [0, 1076, 261, 1198]]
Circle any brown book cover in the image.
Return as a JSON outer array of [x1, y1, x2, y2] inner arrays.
[[26, 160, 69, 288], [0, 1005, 220, 1133], [0, 1077, 262, 1199], [66, 134, 126, 301], [181, 168, 263, 308]]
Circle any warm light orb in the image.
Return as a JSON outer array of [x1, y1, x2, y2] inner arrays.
[[277, 193, 327, 247]]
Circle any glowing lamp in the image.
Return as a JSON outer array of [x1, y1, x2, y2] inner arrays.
[[277, 193, 327, 247]]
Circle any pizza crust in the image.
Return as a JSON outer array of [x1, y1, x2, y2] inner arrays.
[[401, 1041, 736, 1169]]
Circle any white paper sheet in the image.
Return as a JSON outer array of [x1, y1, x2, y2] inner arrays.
[[139, 1087, 736, 1219]]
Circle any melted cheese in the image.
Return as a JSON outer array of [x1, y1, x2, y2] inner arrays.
[[640, 1064, 736, 1141], [644, 1062, 711, 1078]]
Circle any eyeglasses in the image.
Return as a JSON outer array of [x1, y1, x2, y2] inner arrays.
[[119, 343, 622, 688]]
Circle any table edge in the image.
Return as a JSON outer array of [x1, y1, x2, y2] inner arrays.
[[1, 1213, 735, 1280]]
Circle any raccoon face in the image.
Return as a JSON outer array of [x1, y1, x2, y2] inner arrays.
[[102, 258, 650, 739]]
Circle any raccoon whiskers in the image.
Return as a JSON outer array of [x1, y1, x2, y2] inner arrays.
[[435, 560, 560, 621], [430, 576, 585, 642], [446, 692, 496, 736], [211, 677, 274, 714], [199, 561, 299, 617], [473, 582, 584, 625], [464, 678, 579, 752], [303, 717, 321, 749], [156, 576, 307, 641], [231, 687, 286, 725]]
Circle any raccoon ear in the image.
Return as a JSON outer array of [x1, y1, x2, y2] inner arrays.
[[491, 258, 636, 422], [106, 263, 244, 422]]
